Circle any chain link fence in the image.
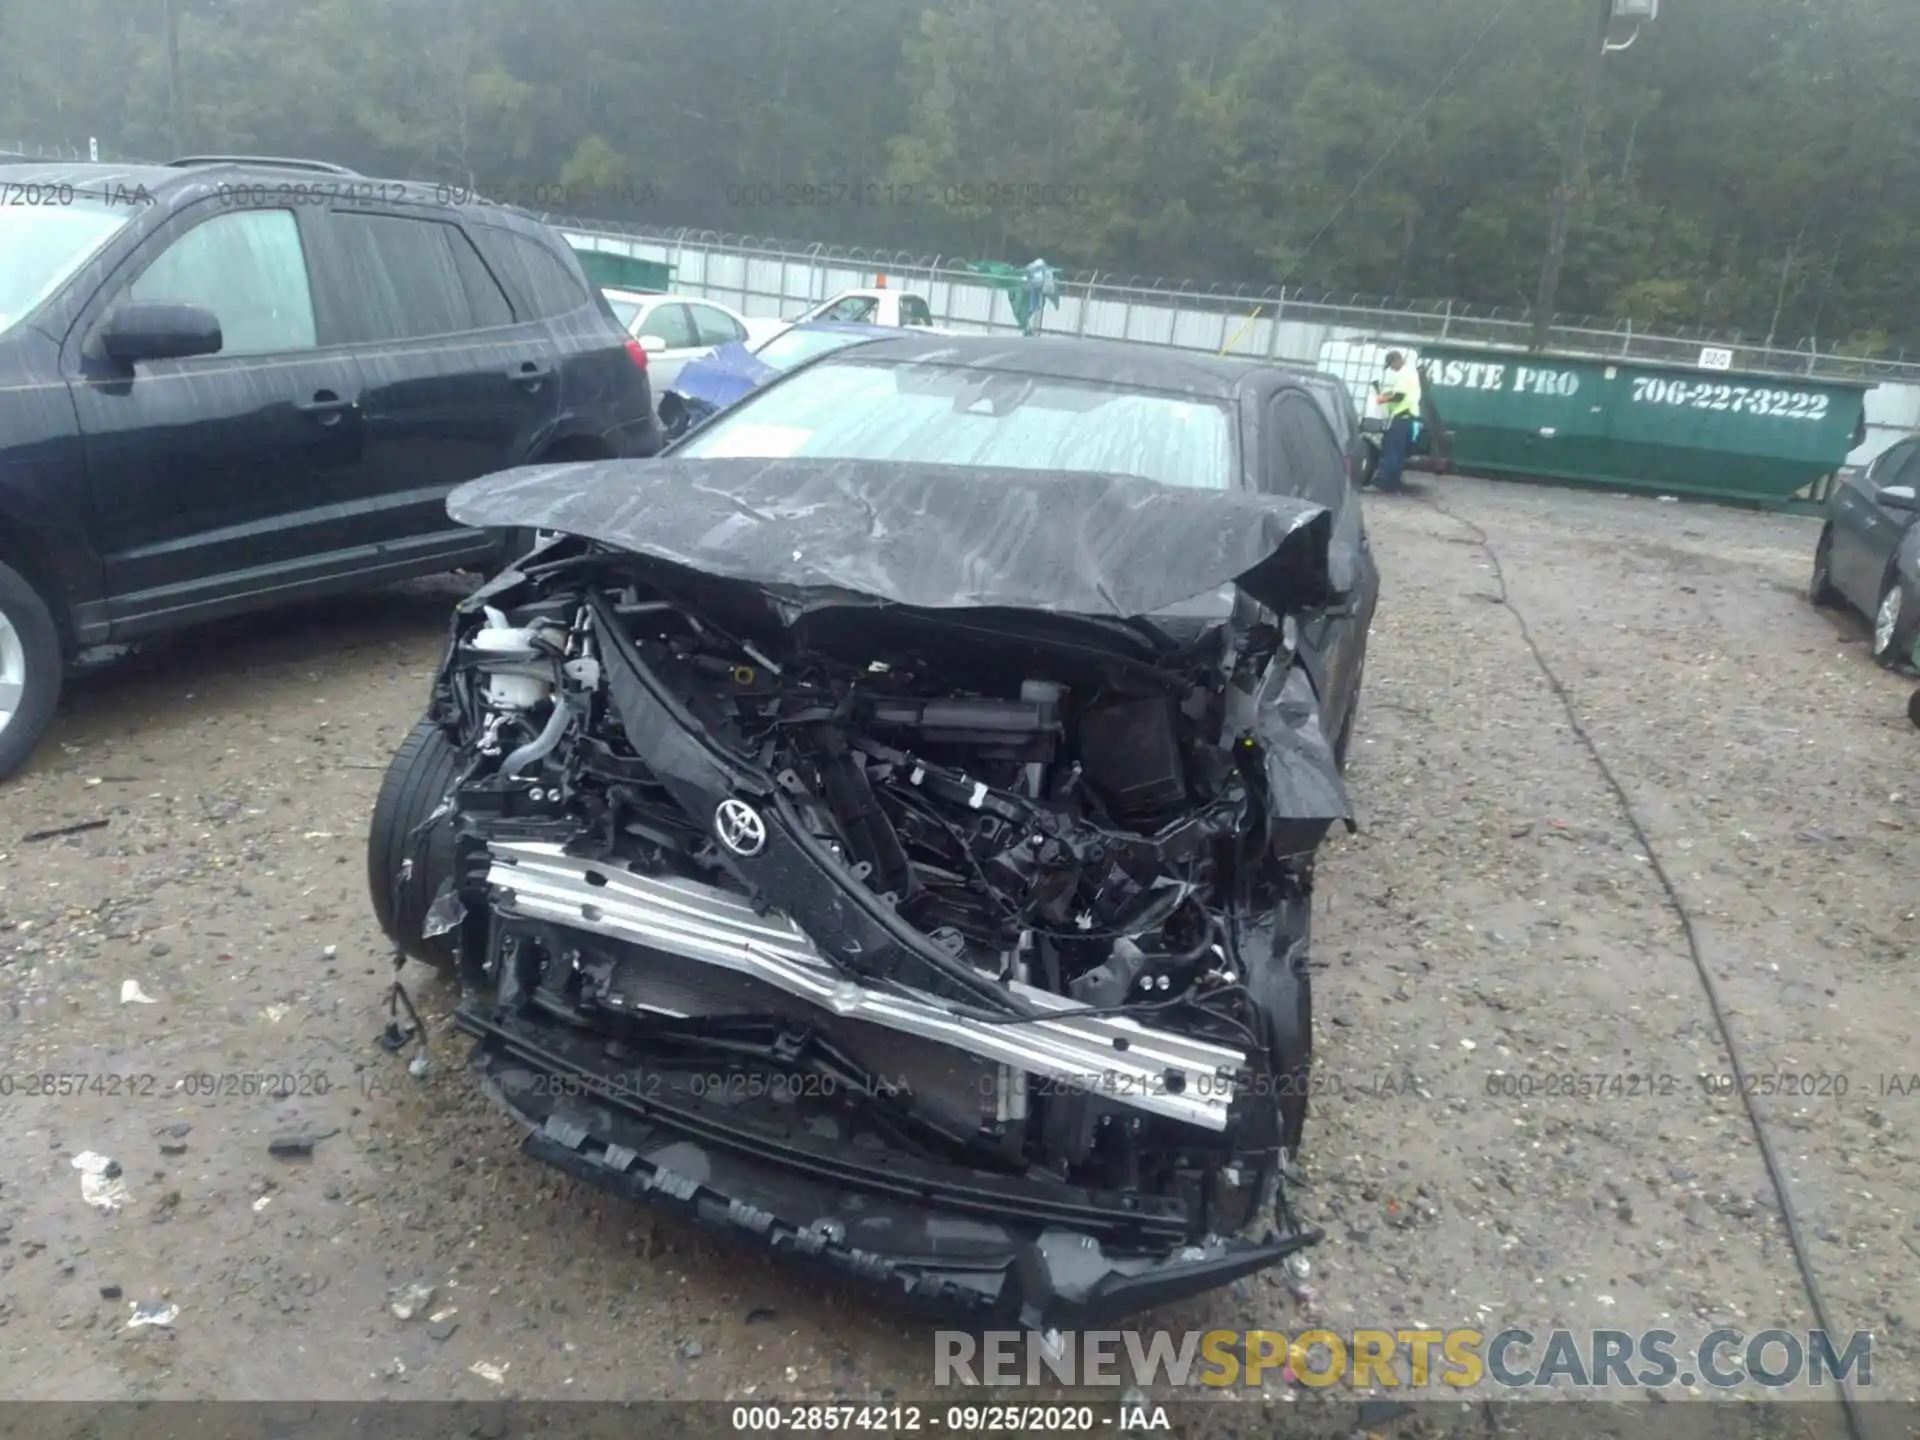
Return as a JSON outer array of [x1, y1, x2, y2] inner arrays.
[[540, 218, 1919, 467], [535, 216, 1920, 388]]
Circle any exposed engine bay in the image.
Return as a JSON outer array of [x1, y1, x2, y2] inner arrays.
[[375, 457, 1355, 1326]]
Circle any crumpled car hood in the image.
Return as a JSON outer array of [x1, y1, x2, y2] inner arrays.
[[669, 341, 775, 409], [448, 457, 1340, 617]]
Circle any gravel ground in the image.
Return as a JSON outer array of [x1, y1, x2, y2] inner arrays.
[[0, 477, 1914, 1408]]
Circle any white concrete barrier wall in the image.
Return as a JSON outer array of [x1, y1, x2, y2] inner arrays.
[[1860, 386, 1920, 469]]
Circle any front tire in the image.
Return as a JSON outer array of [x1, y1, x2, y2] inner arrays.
[[0, 561, 64, 783], [1261, 878, 1315, 1158], [1809, 526, 1842, 608], [1333, 658, 1364, 771], [367, 718, 464, 973]]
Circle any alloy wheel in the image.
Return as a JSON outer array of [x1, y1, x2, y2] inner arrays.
[[0, 611, 27, 737], [1874, 586, 1903, 657]]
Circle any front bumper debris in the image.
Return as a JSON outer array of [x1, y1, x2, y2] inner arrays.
[[460, 1002, 1319, 1329], [488, 841, 1247, 1132]]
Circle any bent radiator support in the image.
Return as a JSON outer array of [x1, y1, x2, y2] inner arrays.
[[486, 841, 1247, 1131]]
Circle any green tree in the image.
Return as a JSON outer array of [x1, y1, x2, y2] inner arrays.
[[1, 0, 1913, 351]]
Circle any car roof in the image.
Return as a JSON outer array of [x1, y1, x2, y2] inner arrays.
[[606, 291, 739, 308], [0, 158, 538, 221], [832, 333, 1315, 400], [814, 288, 927, 303], [782, 320, 901, 337], [1276, 365, 1358, 402]]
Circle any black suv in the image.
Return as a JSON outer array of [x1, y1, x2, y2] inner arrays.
[[0, 156, 661, 778]]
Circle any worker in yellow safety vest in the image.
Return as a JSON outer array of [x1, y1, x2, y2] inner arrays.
[[1371, 351, 1422, 493]]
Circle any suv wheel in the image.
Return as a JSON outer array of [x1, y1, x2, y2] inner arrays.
[[0, 561, 63, 782]]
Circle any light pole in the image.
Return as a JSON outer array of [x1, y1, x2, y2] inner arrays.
[[163, 0, 184, 155], [1529, 0, 1658, 351]]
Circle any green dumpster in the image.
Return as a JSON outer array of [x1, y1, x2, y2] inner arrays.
[[1417, 342, 1871, 507], [567, 245, 673, 294]]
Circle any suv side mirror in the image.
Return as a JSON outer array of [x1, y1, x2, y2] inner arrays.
[[1877, 484, 1918, 511], [99, 301, 223, 363]]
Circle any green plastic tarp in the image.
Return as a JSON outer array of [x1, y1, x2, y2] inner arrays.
[[966, 261, 1037, 330]]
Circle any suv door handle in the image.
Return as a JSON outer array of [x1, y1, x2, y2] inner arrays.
[[298, 391, 356, 425], [511, 361, 552, 390]]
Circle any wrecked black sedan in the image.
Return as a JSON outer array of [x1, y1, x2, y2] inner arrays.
[[366, 337, 1377, 1327]]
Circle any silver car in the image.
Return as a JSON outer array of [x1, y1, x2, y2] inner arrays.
[[1810, 431, 1920, 671]]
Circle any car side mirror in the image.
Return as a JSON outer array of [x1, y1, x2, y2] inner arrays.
[[99, 301, 223, 363], [637, 334, 666, 354], [1876, 484, 1918, 511]]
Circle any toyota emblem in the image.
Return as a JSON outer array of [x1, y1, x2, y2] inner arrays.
[[714, 798, 768, 857]]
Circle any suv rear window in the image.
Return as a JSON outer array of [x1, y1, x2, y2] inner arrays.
[[470, 226, 592, 319], [332, 212, 514, 340]]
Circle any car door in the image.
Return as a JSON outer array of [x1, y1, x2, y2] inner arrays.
[[631, 301, 704, 390], [685, 302, 747, 354], [1831, 441, 1918, 610], [1867, 446, 1920, 595], [317, 206, 554, 563], [1263, 390, 1371, 740], [65, 200, 376, 632], [468, 222, 656, 456]]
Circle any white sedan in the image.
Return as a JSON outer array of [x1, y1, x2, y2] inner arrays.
[[600, 290, 755, 390], [742, 288, 946, 345]]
